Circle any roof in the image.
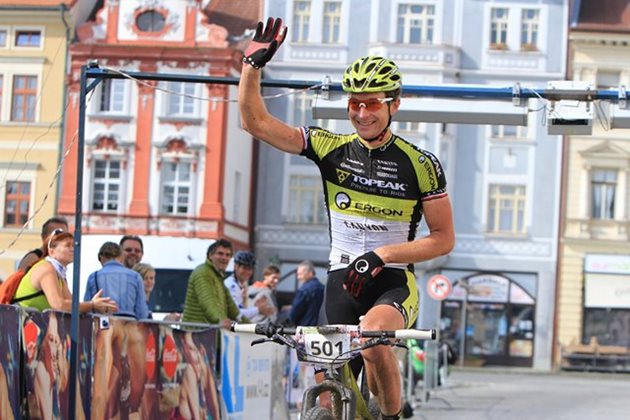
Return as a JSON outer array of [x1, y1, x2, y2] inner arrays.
[[572, 0, 630, 33], [0, 0, 76, 6], [204, 0, 261, 37]]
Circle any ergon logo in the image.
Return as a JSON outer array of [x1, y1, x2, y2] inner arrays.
[[335, 192, 351, 209], [351, 175, 406, 191], [354, 259, 369, 273]]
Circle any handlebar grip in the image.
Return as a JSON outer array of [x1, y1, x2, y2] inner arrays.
[[231, 323, 258, 334], [394, 329, 436, 340]]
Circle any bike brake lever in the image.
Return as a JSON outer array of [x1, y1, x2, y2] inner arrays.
[[272, 333, 297, 348], [251, 338, 269, 346]]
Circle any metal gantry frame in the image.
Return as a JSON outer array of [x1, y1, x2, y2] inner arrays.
[[67, 62, 627, 418]]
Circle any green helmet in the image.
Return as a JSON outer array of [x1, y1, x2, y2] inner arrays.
[[342, 56, 402, 93]]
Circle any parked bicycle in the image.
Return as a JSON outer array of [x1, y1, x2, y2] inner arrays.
[[231, 322, 436, 420]]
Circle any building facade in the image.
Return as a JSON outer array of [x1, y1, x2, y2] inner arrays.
[[254, 0, 567, 369], [556, 0, 630, 361], [0, 0, 96, 279], [57, 0, 259, 282]]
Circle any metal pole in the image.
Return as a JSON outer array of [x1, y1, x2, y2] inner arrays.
[[68, 64, 87, 420], [459, 279, 468, 368]]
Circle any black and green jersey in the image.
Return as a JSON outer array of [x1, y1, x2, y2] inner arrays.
[[300, 127, 447, 271]]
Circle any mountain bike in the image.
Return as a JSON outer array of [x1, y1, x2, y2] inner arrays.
[[231, 322, 436, 420]]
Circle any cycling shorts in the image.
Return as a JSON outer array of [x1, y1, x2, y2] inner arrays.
[[324, 268, 419, 329]]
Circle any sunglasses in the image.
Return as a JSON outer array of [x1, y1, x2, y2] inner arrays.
[[47, 228, 65, 250], [347, 97, 393, 113]]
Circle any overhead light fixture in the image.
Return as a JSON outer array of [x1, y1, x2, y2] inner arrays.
[[546, 81, 593, 135]]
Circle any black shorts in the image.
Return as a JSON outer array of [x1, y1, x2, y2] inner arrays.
[[324, 268, 419, 328]]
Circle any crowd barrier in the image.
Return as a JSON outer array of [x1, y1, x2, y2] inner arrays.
[[0, 305, 289, 419]]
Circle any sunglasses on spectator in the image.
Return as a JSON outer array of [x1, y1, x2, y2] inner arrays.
[[347, 97, 393, 112], [47, 228, 65, 250]]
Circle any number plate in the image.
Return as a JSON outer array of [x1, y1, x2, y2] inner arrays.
[[295, 325, 361, 367]]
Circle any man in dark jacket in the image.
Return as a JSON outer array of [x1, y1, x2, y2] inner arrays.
[[289, 261, 324, 326]]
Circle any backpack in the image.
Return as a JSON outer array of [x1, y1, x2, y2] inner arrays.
[[0, 254, 45, 305]]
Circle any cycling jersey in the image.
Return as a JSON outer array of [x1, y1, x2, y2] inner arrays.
[[300, 127, 447, 271]]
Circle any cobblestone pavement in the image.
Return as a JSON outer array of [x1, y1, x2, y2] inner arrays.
[[407, 368, 630, 420]]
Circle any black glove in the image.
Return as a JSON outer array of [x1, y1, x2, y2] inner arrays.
[[243, 17, 287, 69], [343, 251, 385, 299]]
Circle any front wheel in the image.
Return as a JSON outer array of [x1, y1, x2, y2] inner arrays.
[[303, 406, 335, 420]]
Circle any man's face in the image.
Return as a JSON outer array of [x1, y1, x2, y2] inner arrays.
[[234, 264, 254, 284], [121, 239, 143, 268], [209, 246, 232, 272], [296, 266, 313, 284], [347, 92, 399, 142]]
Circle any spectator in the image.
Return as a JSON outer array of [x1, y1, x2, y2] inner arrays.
[[182, 239, 243, 328], [14, 229, 117, 314], [289, 261, 324, 326], [84, 242, 149, 320], [132, 262, 155, 306], [224, 251, 274, 321], [119, 235, 144, 269], [248, 264, 280, 323], [18, 216, 68, 271]]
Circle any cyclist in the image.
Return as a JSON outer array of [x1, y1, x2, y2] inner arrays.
[[239, 18, 455, 419]]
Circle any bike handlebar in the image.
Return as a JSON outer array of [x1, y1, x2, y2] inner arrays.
[[231, 323, 436, 340]]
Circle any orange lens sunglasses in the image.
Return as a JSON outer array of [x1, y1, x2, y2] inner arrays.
[[347, 97, 393, 112]]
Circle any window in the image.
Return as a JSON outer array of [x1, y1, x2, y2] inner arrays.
[[99, 79, 126, 113], [0, 30, 6, 47], [397, 4, 435, 44], [490, 125, 529, 139], [160, 161, 191, 215], [322, 2, 341, 44], [15, 30, 41, 47], [520, 9, 539, 50], [488, 184, 526, 234], [4, 181, 30, 227], [92, 159, 121, 212], [591, 169, 617, 220], [166, 82, 195, 116], [490, 8, 509, 48], [292, 0, 311, 42], [397, 121, 426, 134], [287, 175, 326, 224], [136, 10, 166, 32], [11, 75, 37, 122]]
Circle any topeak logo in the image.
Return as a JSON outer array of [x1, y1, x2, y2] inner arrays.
[[335, 192, 351, 209], [336, 169, 351, 184]]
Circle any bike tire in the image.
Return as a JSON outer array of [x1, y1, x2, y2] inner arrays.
[[302, 406, 336, 420]]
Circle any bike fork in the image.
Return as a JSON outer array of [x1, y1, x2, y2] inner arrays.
[[301, 379, 356, 420]]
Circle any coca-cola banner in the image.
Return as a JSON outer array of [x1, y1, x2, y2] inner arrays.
[[158, 326, 221, 419], [0, 305, 20, 420], [21, 310, 93, 420], [91, 319, 220, 419]]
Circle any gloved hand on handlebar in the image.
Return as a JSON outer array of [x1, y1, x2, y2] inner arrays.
[[343, 251, 384, 299], [243, 17, 287, 69]]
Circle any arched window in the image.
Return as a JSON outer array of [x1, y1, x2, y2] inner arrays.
[[136, 10, 166, 33]]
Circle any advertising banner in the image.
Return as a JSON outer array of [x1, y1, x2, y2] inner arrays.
[[221, 330, 289, 420], [0, 305, 21, 420], [21, 310, 92, 420]]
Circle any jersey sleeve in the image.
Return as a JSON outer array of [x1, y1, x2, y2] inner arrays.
[[415, 149, 448, 201]]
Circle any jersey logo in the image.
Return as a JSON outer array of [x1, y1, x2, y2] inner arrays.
[[335, 192, 351, 209], [336, 169, 351, 184]]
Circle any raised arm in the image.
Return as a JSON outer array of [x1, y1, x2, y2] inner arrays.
[[239, 17, 304, 154]]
